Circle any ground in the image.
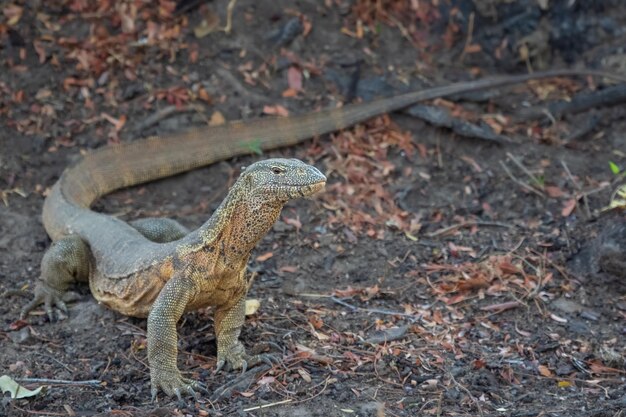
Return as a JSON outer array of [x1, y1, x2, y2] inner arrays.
[[1, 1, 625, 416]]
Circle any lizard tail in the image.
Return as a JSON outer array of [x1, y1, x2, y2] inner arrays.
[[45, 69, 622, 237]]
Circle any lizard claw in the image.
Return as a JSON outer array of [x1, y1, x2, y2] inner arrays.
[[214, 359, 226, 374], [181, 376, 209, 395], [150, 368, 204, 403], [21, 283, 68, 321], [214, 342, 281, 374]]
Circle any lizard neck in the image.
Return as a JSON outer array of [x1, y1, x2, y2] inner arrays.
[[184, 181, 285, 260]]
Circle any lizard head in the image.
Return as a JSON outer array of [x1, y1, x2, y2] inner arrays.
[[241, 158, 326, 203]]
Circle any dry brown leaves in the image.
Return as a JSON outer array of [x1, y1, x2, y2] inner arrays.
[[315, 115, 422, 239], [426, 253, 551, 304]]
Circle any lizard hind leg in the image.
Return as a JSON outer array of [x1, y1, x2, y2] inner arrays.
[[129, 218, 189, 243], [21, 235, 91, 321]]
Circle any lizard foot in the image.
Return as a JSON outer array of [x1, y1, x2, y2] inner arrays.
[[150, 367, 208, 403], [20, 283, 68, 322], [215, 341, 281, 374]]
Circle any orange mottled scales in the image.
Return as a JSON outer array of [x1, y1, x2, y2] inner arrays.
[[17, 68, 622, 401]]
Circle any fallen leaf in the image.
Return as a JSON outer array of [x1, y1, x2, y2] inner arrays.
[[197, 87, 211, 103], [0, 375, 43, 399], [283, 215, 302, 231], [263, 105, 289, 117], [3, 4, 23, 26], [588, 360, 624, 375], [244, 299, 260, 316], [279, 265, 298, 273], [193, 12, 220, 38], [255, 252, 273, 262], [282, 88, 298, 98], [287, 66, 303, 91], [538, 365, 553, 377], [561, 198, 577, 217], [498, 261, 522, 275], [8, 320, 29, 331], [101, 113, 126, 132], [545, 185, 565, 198], [209, 111, 226, 126], [333, 286, 359, 297], [550, 313, 568, 323], [257, 376, 276, 385], [308, 314, 324, 329]]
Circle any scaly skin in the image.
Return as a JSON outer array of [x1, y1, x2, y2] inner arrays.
[[19, 69, 625, 400]]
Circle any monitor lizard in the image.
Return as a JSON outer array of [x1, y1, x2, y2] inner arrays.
[[17, 69, 625, 401]]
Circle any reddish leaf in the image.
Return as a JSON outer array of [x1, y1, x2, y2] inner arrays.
[[9, 320, 28, 331], [283, 215, 302, 231], [263, 105, 289, 117], [287, 66, 303, 91], [545, 185, 565, 198], [255, 252, 273, 262], [538, 365, 553, 377], [561, 199, 577, 217]]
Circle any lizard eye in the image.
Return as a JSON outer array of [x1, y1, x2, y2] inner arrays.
[[271, 166, 285, 175]]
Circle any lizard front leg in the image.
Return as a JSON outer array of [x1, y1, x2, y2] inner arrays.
[[21, 235, 90, 321], [214, 290, 276, 372], [147, 275, 206, 401]]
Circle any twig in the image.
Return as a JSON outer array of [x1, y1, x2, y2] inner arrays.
[[426, 221, 514, 238], [329, 296, 420, 321], [16, 378, 101, 386], [34, 352, 75, 373], [243, 398, 293, 412], [214, 66, 272, 104], [296, 375, 332, 403], [459, 12, 475, 62], [135, 104, 207, 131], [500, 161, 545, 198], [221, 0, 238, 34], [11, 405, 66, 416], [450, 374, 484, 417], [506, 152, 544, 188], [364, 325, 410, 345], [516, 83, 626, 121], [385, 13, 421, 50], [210, 364, 271, 402], [480, 300, 522, 313]]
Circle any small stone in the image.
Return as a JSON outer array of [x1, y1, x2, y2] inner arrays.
[[551, 297, 583, 314], [8, 327, 32, 345]]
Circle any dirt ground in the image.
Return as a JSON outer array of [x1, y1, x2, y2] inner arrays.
[[1, 1, 625, 416]]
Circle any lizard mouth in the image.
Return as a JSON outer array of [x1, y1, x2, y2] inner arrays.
[[304, 180, 326, 195], [284, 180, 326, 198]]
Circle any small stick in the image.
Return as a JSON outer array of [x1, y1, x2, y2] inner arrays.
[[450, 374, 484, 417], [459, 12, 475, 62], [500, 161, 545, 198], [214, 66, 271, 104], [221, 0, 238, 34], [243, 398, 293, 412], [329, 297, 419, 320], [426, 221, 514, 238], [16, 378, 101, 386], [506, 152, 544, 189], [480, 300, 522, 312], [135, 104, 207, 131]]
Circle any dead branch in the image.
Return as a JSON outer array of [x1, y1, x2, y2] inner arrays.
[[516, 83, 626, 122], [135, 104, 207, 131]]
